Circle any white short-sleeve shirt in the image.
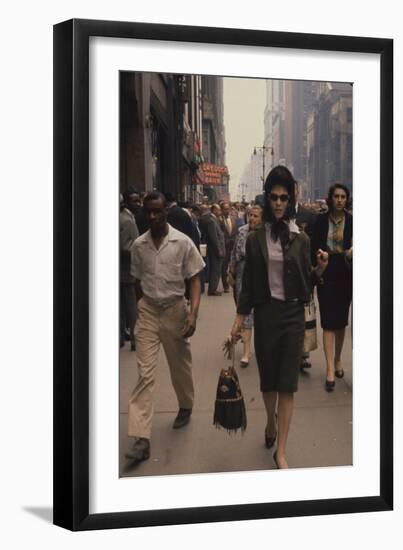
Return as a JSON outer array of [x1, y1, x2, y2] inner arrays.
[[131, 224, 205, 304]]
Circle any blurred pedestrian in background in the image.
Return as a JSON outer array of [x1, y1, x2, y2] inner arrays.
[[293, 181, 318, 372], [229, 204, 263, 368], [204, 204, 225, 296], [219, 201, 238, 293], [123, 187, 148, 235], [120, 193, 139, 350]]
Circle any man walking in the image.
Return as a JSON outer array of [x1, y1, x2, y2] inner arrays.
[[219, 201, 238, 293], [204, 204, 225, 296], [126, 191, 205, 466]]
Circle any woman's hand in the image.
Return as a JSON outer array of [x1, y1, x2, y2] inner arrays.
[[346, 247, 353, 261], [316, 248, 329, 276], [230, 314, 244, 344]]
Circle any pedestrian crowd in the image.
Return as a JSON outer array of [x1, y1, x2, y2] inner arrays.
[[120, 165, 353, 470]]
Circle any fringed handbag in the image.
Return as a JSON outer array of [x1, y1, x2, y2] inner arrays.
[[213, 338, 247, 434]]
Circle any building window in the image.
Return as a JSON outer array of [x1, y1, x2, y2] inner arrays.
[[202, 127, 210, 163]]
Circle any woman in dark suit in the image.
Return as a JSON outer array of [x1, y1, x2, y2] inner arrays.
[[311, 183, 353, 392], [231, 166, 328, 469]]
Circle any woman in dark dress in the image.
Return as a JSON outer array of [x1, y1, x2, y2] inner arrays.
[[231, 166, 328, 469], [311, 183, 353, 392]]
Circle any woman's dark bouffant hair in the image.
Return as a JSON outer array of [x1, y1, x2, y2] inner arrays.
[[326, 183, 351, 212], [263, 165, 297, 244]]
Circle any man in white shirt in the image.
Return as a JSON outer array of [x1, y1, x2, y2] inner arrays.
[[126, 191, 205, 466]]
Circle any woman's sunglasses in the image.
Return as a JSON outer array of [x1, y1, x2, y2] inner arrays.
[[269, 193, 289, 203]]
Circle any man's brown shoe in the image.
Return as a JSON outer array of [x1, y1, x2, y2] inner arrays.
[[173, 408, 192, 429], [125, 437, 150, 463]]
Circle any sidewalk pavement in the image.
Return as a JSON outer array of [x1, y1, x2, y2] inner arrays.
[[119, 291, 352, 477]]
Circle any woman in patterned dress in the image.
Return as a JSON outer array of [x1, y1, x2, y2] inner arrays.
[[229, 204, 263, 367]]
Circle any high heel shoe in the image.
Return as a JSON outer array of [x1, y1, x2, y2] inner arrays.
[[335, 368, 344, 379], [265, 413, 277, 449], [325, 379, 335, 392]]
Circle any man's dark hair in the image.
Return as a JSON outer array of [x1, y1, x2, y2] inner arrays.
[[143, 191, 167, 208], [164, 192, 176, 204], [122, 187, 140, 204], [326, 183, 351, 211], [191, 204, 202, 215]]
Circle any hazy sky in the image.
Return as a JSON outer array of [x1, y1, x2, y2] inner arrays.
[[223, 77, 266, 198]]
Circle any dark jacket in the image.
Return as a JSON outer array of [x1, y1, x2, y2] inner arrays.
[[199, 213, 225, 257], [120, 208, 139, 283], [237, 226, 319, 315], [132, 205, 148, 235], [219, 212, 238, 242], [311, 211, 352, 263], [295, 204, 317, 240], [167, 204, 194, 240]]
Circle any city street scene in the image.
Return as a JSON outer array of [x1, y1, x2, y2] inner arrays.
[[119, 72, 353, 476]]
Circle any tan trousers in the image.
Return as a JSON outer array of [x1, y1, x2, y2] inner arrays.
[[128, 297, 194, 439]]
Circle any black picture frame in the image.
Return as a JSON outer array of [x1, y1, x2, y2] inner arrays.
[[53, 18, 393, 531]]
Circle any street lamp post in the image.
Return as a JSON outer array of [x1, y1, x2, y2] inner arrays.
[[239, 182, 247, 202], [254, 145, 274, 191]]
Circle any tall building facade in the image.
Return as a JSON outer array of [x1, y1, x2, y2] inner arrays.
[[238, 150, 265, 202], [120, 72, 226, 203], [264, 80, 285, 174], [306, 82, 353, 200], [201, 76, 228, 202], [263, 79, 352, 202]]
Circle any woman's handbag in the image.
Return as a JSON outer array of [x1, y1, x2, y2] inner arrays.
[[304, 296, 318, 353], [213, 339, 247, 434]]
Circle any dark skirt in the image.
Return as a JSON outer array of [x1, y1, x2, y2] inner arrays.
[[253, 299, 305, 393], [317, 254, 352, 330]]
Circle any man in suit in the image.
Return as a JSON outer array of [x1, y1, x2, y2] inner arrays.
[[165, 193, 195, 241], [218, 201, 238, 293], [199, 204, 225, 296], [294, 183, 318, 372]]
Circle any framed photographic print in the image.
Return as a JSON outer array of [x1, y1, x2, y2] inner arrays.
[[53, 19, 393, 530]]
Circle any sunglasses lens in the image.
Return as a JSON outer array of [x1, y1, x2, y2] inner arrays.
[[270, 193, 289, 202]]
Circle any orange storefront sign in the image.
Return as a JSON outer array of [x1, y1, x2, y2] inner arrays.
[[201, 163, 229, 185]]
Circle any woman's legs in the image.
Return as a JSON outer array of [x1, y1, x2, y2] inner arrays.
[[276, 392, 294, 468], [323, 327, 346, 379], [241, 327, 252, 361], [334, 328, 346, 373], [262, 391, 294, 468], [262, 391, 277, 438], [323, 329, 336, 381]]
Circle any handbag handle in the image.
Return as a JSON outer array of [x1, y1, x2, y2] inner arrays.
[[222, 337, 236, 371]]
